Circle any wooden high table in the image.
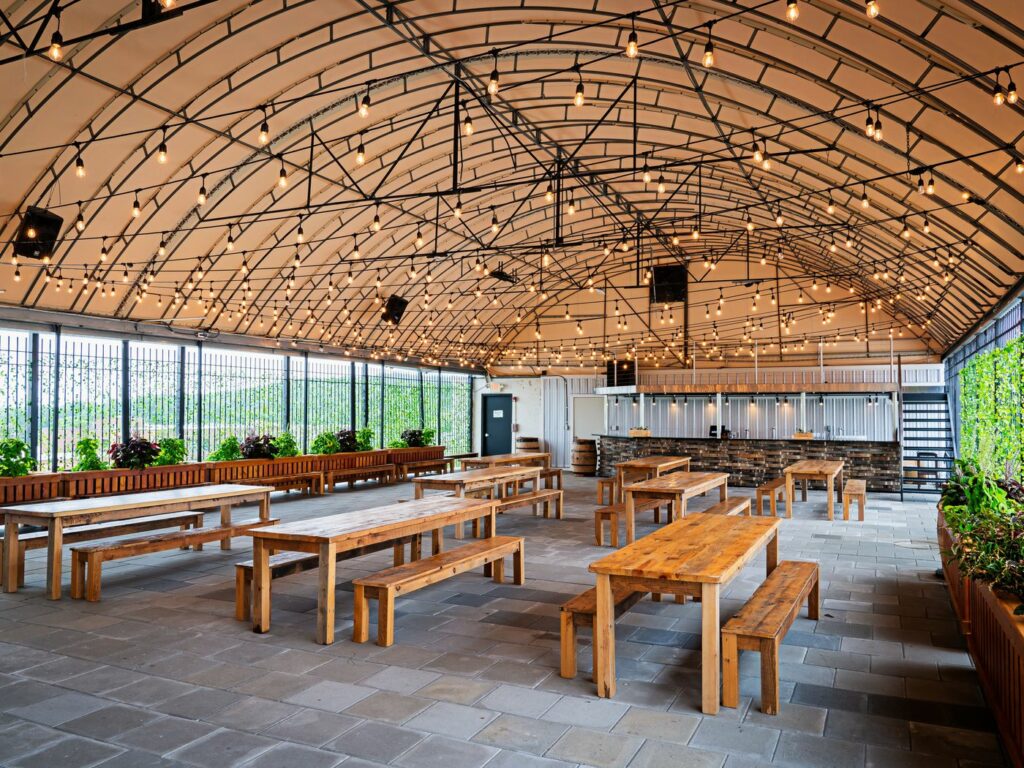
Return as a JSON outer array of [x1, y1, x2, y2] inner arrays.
[[462, 452, 550, 469], [784, 460, 845, 520], [614, 456, 691, 502], [413, 467, 540, 538], [622, 472, 729, 545], [590, 514, 781, 713], [2, 484, 271, 600], [250, 496, 497, 644]]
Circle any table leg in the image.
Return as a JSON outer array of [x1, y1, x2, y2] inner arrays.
[[220, 504, 232, 551], [317, 542, 337, 645], [252, 539, 271, 633], [46, 519, 63, 600], [258, 494, 270, 521], [719, 482, 728, 502], [594, 573, 616, 698], [616, 468, 624, 503], [785, 473, 794, 519], [3, 514, 19, 593], [432, 528, 444, 555], [625, 492, 636, 545], [826, 475, 835, 521], [701, 582, 721, 714], [837, 469, 844, 503], [414, 484, 424, 500], [766, 531, 778, 575], [453, 487, 464, 539]]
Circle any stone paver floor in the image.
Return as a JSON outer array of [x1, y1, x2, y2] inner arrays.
[[0, 475, 1005, 767]]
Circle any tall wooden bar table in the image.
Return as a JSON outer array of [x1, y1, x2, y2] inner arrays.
[[590, 514, 781, 713], [2, 484, 270, 600], [621, 472, 729, 545], [250, 496, 497, 644], [614, 456, 691, 502], [783, 460, 845, 520]]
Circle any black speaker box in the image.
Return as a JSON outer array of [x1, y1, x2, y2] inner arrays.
[[381, 295, 409, 325], [650, 264, 687, 304], [14, 206, 63, 260], [605, 359, 637, 387]]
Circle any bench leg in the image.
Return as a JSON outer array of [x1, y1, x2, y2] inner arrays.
[[722, 632, 739, 708], [610, 513, 619, 549], [513, 542, 524, 585], [432, 528, 443, 555], [18, 543, 26, 588], [755, 490, 763, 516], [235, 567, 251, 621], [377, 587, 395, 647], [85, 553, 102, 602], [801, 479, 808, 501], [859, 495, 865, 522], [492, 555, 505, 584], [560, 611, 577, 678], [557, 495, 563, 520], [70, 551, 85, 599], [393, 543, 405, 567], [653, 506, 661, 524], [411, 535, 422, 561], [316, 542, 337, 645], [760, 639, 780, 715], [808, 574, 820, 620], [843, 494, 850, 521], [352, 584, 369, 643], [595, 514, 605, 546]]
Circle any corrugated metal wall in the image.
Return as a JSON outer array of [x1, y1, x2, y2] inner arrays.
[[542, 376, 603, 467]]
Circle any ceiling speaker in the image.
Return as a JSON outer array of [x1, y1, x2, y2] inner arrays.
[[14, 206, 63, 260], [381, 295, 409, 325], [650, 264, 687, 304]]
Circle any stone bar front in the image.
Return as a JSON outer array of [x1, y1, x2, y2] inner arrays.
[[598, 435, 901, 492]]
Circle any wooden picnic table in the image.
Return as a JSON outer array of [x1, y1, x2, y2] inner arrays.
[[614, 456, 691, 502], [411, 466, 541, 499], [622, 472, 729, 545], [589, 514, 781, 713], [462, 452, 550, 469], [783, 460, 845, 520], [2, 484, 271, 600], [249, 496, 497, 644]]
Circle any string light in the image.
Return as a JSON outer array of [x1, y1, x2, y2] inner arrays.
[[74, 144, 85, 177], [786, 0, 799, 22], [487, 50, 500, 95], [865, 0, 880, 18], [75, 205, 85, 232], [197, 175, 208, 206], [48, 14, 63, 61], [574, 74, 585, 108], [278, 156, 288, 187], [157, 129, 168, 164], [625, 23, 639, 58], [258, 107, 270, 145], [131, 192, 141, 218], [490, 207, 499, 233], [359, 88, 371, 118], [356, 135, 366, 165], [702, 26, 715, 68]]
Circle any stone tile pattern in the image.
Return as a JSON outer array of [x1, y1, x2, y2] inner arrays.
[[0, 473, 1004, 767], [598, 436, 902, 491]]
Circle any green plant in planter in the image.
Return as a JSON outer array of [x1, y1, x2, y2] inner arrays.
[[310, 431, 341, 455], [273, 431, 299, 457], [355, 427, 376, 452], [152, 438, 187, 466], [108, 434, 161, 470], [207, 436, 243, 462], [0, 438, 36, 477], [422, 428, 436, 446], [336, 429, 357, 452], [388, 439, 408, 449], [72, 438, 108, 471]]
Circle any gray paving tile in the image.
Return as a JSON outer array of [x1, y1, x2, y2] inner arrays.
[[343, 690, 431, 723], [611, 707, 701, 744], [282, 680, 374, 712], [547, 725, 643, 768], [208, 698, 302, 732], [114, 716, 218, 754], [8, 735, 123, 768], [259, 708, 360, 747], [61, 704, 160, 740], [628, 740, 726, 768], [690, 718, 781, 760], [325, 721, 423, 763], [394, 733, 499, 768], [404, 700, 498, 739], [236, 741, 342, 768], [773, 732, 866, 768], [543, 695, 629, 729], [414, 675, 497, 704], [360, 665, 441, 694], [479, 684, 561, 718], [0, 721, 66, 761], [472, 713, 568, 755], [168, 728, 276, 768], [9, 691, 109, 726]]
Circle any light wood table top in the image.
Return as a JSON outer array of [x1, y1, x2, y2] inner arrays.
[[618, 472, 729, 545], [250, 495, 497, 644], [590, 514, 781, 583], [1, 484, 268, 518], [783, 460, 845, 520], [3, 484, 270, 600], [411, 467, 539, 487], [615, 456, 692, 471], [589, 514, 781, 713], [462, 452, 550, 468]]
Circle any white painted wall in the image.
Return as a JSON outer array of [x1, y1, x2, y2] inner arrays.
[[472, 377, 545, 454]]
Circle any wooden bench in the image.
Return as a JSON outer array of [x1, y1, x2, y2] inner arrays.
[[325, 464, 395, 491], [722, 560, 820, 715], [70, 517, 277, 602], [353, 536, 524, 646], [398, 459, 448, 480], [1, 511, 204, 589], [597, 477, 617, 505], [755, 477, 786, 517], [593, 498, 673, 547], [842, 479, 867, 521], [698, 497, 751, 517], [560, 584, 649, 678], [540, 468, 563, 490], [233, 535, 418, 621], [494, 489, 563, 520], [444, 452, 477, 471]]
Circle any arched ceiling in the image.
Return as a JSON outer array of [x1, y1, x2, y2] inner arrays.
[[0, 0, 1022, 372]]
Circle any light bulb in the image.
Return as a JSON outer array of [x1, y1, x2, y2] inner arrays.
[[861, 191, 870, 208], [157, 132, 168, 164], [865, 0, 880, 18], [574, 81, 584, 107], [826, 197, 835, 214], [415, 230, 424, 248], [702, 40, 715, 68], [488, 68, 499, 95], [359, 92, 371, 118], [625, 29, 638, 58], [1016, 158, 1024, 174], [491, 210, 499, 233], [75, 210, 84, 232], [463, 114, 474, 136], [356, 141, 365, 165], [865, 114, 875, 137], [761, 154, 772, 171], [752, 142, 763, 163], [372, 212, 381, 232], [545, 184, 554, 202], [278, 161, 288, 188], [75, 153, 85, 178], [786, 0, 799, 21], [927, 176, 935, 194], [874, 118, 883, 141], [657, 176, 665, 195], [454, 198, 462, 218], [132, 195, 141, 218], [197, 177, 207, 206], [1009, 80, 1019, 105], [48, 30, 63, 61], [258, 118, 269, 146]]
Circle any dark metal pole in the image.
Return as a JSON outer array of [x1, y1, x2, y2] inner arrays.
[[196, 342, 204, 458], [27, 333, 40, 465], [177, 346, 186, 441], [121, 340, 131, 442], [302, 351, 310, 452], [452, 73, 461, 192], [283, 355, 292, 432], [362, 363, 369, 427], [349, 362, 356, 431], [466, 375, 474, 454], [379, 361, 385, 449], [437, 366, 442, 443], [50, 327, 61, 471], [418, 369, 425, 429]]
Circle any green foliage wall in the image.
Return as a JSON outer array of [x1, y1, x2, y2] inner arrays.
[[959, 336, 1024, 478]]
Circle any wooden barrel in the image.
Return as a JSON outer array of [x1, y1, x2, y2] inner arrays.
[[571, 438, 597, 475], [516, 436, 541, 453]]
